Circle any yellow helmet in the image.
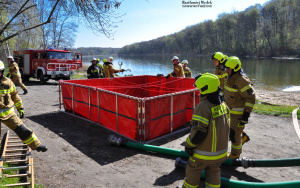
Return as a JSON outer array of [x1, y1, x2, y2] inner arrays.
[[0, 60, 5, 70], [194, 73, 220, 95], [224, 56, 241, 72], [211, 52, 227, 64], [103, 59, 107, 63]]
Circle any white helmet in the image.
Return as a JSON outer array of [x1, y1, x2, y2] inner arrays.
[[171, 56, 179, 61], [0, 60, 5, 70], [182, 60, 188, 64], [108, 57, 114, 62], [91, 57, 97, 62], [7, 55, 14, 61]]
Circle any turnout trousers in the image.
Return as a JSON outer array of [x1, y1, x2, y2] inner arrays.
[[183, 156, 226, 188], [11, 75, 27, 91], [1, 112, 41, 149], [230, 114, 244, 156]]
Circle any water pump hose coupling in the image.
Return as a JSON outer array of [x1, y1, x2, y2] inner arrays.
[[108, 135, 122, 146]]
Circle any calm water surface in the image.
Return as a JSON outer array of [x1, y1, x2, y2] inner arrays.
[[81, 55, 300, 92]]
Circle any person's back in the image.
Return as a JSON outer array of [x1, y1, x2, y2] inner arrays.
[[103, 57, 125, 78], [191, 98, 229, 155], [180, 73, 230, 188], [103, 62, 114, 78]]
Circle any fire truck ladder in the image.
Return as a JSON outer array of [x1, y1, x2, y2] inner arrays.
[[0, 130, 34, 187]]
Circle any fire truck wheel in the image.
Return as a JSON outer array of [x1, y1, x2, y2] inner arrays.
[[39, 74, 48, 84], [22, 76, 30, 82]]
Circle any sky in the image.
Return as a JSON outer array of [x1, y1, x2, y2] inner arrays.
[[74, 0, 271, 48]]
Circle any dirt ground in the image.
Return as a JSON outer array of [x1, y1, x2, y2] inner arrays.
[[7, 80, 300, 188]]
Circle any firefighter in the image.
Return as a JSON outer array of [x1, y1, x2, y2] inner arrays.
[[7, 56, 28, 94], [223, 56, 255, 159], [181, 60, 192, 78], [0, 60, 47, 152], [211, 52, 228, 90], [179, 73, 230, 188], [166, 56, 185, 79], [87, 57, 101, 79], [102, 57, 125, 78], [96, 58, 104, 78]]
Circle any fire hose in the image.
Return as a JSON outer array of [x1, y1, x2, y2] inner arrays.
[[108, 135, 300, 168], [108, 135, 300, 187]]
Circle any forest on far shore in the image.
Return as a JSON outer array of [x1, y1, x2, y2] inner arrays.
[[70, 47, 120, 56], [119, 0, 300, 57]]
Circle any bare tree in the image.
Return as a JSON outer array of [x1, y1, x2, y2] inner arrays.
[[60, 0, 124, 39], [1, 0, 123, 46], [0, 0, 60, 45]]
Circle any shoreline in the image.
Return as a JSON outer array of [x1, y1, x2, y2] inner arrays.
[[255, 89, 300, 106]]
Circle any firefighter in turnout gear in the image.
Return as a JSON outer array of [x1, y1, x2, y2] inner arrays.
[[0, 60, 47, 152], [87, 58, 102, 79], [102, 57, 125, 78], [223, 56, 255, 159], [7, 56, 28, 94], [166, 56, 185, 79], [211, 52, 228, 90], [181, 60, 192, 78], [96, 58, 104, 78], [179, 73, 230, 188]]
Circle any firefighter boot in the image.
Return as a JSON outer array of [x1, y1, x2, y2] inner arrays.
[[228, 153, 240, 159], [36, 145, 48, 152], [23, 89, 28, 95], [242, 131, 250, 145]]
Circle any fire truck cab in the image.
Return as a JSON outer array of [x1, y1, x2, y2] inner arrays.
[[13, 48, 82, 84]]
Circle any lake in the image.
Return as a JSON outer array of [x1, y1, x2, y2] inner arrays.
[[81, 55, 300, 92]]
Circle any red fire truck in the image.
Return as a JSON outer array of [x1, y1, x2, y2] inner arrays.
[[13, 48, 82, 84]]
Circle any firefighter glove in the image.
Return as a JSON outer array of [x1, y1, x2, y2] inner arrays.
[[240, 111, 250, 125], [121, 69, 125, 72], [166, 74, 171, 79], [18, 108, 24, 119], [185, 146, 194, 156]]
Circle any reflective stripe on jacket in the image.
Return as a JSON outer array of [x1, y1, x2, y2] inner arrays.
[[9, 62, 21, 76], [223, 73, 256, 113], [103, 63, 118, 78], [187, 97, 230, 160], [0, 77, 23, 120], [214, 68, 227, 90], [170, 63, 185, 77], [183, 67, 192, 78], [87, 64, 101, 79]]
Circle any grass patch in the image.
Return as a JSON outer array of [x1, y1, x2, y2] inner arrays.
[[0, 163, 20, 186], [254, 100, 300, 118], [0, 163, 45, 188]]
